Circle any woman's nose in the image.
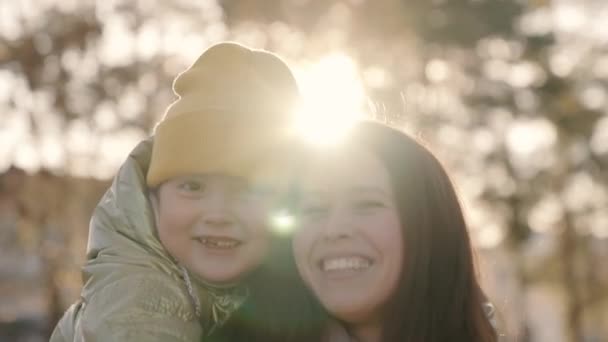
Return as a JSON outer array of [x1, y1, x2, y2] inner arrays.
[[322, 207, 353, 241]]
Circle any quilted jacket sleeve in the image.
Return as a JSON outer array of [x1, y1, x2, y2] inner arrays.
[[68, 273, 202, 342]]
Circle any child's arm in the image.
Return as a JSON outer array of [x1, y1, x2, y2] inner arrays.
[[73, 272, 203, 342]]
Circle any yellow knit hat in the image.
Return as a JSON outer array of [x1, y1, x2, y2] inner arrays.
[[146, 42, 301, 187]]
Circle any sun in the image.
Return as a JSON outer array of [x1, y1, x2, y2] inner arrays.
[[291, 53, 366, 146]]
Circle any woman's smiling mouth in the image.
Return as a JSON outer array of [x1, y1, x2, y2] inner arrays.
[[319, 256, 373, 272]]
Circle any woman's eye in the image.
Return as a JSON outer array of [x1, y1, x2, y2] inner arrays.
[[354, 199, 384, 211]]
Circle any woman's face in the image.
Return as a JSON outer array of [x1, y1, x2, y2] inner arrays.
[[155, 174, 273, 284], [292, 148, 404, 325]]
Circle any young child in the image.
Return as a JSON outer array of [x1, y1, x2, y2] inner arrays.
[[50, 42, 305, 342]]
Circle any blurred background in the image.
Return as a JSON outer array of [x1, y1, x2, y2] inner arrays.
[[1, 0, 607, 341]]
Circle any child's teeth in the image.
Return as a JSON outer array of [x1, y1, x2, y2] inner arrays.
[[200, 238, 238, 249]]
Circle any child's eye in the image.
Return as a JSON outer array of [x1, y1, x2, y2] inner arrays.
[[178, 180, 205, 193], [246, 184, 275, 198], [301, 203, 329, 218], [233, 184, 274, 203]]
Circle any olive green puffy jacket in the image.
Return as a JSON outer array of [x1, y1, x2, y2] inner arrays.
[[50, 139, 246, 342]]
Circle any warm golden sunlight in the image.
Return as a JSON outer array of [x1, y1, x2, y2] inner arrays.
[[3, 1, 607, 340], [291, 53, 366, 146]]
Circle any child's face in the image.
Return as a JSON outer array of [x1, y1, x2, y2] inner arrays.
[[154, 174, 273, 284]]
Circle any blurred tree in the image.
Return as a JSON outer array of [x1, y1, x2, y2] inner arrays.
[[1, 0, 607, 341]]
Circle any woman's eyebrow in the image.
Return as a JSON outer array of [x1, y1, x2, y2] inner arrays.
[[348, 186, 389, 197]]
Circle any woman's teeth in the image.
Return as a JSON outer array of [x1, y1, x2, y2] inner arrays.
[[197, 237, 240, 249], [321, 257, 372, 272]]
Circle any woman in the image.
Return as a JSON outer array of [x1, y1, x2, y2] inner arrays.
[[291, 121, 497, 342]]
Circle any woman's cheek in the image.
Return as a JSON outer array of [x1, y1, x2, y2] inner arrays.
[[292, 229, 315, 285]]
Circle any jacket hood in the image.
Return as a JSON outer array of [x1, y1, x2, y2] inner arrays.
[[80, 138, 245, 298], [81, 139, 180, 296]]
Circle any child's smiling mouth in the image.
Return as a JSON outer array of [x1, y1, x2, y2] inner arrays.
[[194, 236, 242, 249]]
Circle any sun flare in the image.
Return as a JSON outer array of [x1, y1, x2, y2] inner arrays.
[[291, 53, 366, 146]]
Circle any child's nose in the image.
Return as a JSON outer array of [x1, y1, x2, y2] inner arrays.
[[198, 187, 237, 228], [203, 213, 235, 229]]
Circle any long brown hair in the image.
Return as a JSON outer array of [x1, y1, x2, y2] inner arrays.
[[347, 121, 497, 342]]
